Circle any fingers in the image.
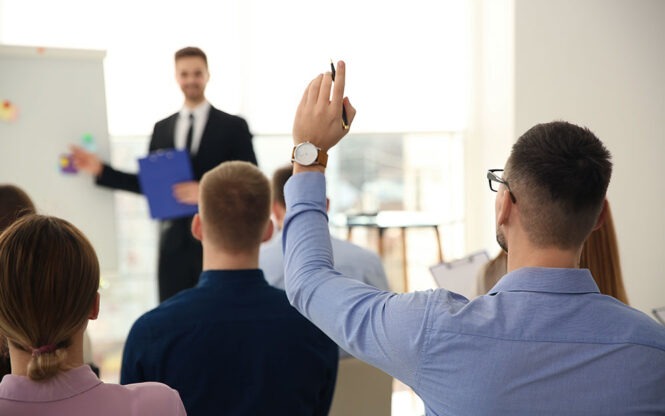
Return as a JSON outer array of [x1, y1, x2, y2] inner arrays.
[[307, 74, 324, 107], [69, 144, 85, 156], [293, 60, 353, 148], [319, 71, 333, 107], [331, 61, 345, 110], [172, 182, 199, 205]]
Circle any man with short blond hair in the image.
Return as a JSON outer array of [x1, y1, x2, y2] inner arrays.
[[121, 161, 338, 416]]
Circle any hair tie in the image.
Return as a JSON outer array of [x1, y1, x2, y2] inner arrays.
[[31, 344, 57, 357]]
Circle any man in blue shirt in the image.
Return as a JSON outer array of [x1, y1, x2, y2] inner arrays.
[[282, 61, 665, 415], [121, 161, 338, 416]]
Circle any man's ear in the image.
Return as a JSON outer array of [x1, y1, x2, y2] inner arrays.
[[497, 188, 513, 226], [191, 213, 203, 241], [262, 219, 274, 243], [89, 292, 100, 320], [592, 199, 608, 231], [272, 201, 283, 218], [272, 202, 287, 229]]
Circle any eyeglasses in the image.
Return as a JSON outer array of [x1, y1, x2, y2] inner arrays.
[[487, 169, 517, 203]]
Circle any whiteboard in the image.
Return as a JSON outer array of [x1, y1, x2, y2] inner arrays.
[[0, 44, 117, 272]]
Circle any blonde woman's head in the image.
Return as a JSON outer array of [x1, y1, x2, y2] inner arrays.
[[0, 215, 99, 381]]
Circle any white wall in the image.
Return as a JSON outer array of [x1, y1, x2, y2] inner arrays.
[[513, 0, 665, 314], [466, 0, 515, 257]]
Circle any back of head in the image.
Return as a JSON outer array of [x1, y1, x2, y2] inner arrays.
[[506, 121, 612, 249], [580, 201, 629, 303], [0, 184, 35, 233], [175, 46, 208, 67], [272, 164, 294, 209], [0, 215, 99, 381], [200, 161, 271, 253]]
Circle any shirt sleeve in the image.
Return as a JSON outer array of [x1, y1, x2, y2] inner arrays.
[[282, 172, 432, 387], [365, 253, 391, 291]]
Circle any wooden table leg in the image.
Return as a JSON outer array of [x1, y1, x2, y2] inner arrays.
[[377, 228, 385, 258], [434, 225, 443, 263]]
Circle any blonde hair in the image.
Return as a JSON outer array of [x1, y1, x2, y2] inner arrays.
[[580, 202, 628, 304], [199, 161, 271, 253], [0, 215, 99, 381]]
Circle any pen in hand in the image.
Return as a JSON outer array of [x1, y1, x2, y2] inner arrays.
[[330, 60, 350, 130]]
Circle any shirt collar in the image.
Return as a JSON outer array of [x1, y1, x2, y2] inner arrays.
[[489, 267, 600, 295], [197, 269, 268, 289], [0, 365, 101, 402], [179, 101, 210, 120]]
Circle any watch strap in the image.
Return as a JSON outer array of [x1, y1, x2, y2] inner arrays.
[[291, 142, 328, 168]]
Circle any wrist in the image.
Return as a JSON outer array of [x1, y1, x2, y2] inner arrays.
[[291, 142, 328, 168], [292, 164, 325, 175], [93, 162, 104, 177]]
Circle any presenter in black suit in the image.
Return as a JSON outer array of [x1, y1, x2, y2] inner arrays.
[[72, 47, 257, 302]]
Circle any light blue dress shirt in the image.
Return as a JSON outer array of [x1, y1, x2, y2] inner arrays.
[[283, 172, 665, 416], [260, 230, 389, 291], [261, 229, 390, 359]]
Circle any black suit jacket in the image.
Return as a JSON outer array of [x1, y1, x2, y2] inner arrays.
[[96, 105, 257, 193], [95, 106, 257, 301]]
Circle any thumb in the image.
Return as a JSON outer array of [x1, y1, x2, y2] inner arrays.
[[343, 97, 356, 125]]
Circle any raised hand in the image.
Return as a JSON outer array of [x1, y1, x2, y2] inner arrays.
[[292, 60, 356, 153]]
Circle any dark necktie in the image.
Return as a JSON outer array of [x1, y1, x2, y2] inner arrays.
[[185, 113, 194, 154]]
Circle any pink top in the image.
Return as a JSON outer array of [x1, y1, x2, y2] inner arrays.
[[0, 365, 186, 416]]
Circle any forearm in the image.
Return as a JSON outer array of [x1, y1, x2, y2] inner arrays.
[[95, 164, 142, 194], [283, 172, 425, 385], [283, 62, 427, 384]]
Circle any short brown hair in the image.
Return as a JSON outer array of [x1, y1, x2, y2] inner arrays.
[[0, 215, 99, 381], [271, 164, 294, 209], [199, 161, 271, 253], [0, 184, 35, 232], [506, 121, 612, 249], [175, 46, 208, 67]]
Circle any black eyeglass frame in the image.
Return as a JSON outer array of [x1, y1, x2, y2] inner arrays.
[[487, 169, 517, 203]]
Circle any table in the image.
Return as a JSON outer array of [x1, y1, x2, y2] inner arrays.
[[332, 211, 444, 292]]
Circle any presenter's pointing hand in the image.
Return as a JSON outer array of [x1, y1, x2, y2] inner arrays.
[[70, 145, 103, 177]]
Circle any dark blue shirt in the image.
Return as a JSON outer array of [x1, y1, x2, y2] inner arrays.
[[121, 269, 338, 416]]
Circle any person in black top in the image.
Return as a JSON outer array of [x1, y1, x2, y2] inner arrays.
[[121, 161, 338, 416]]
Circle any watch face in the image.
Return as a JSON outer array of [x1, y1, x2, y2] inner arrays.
[[295, 142, 318, 165]]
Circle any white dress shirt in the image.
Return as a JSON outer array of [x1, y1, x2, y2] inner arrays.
[[175, 101, 210, 155]]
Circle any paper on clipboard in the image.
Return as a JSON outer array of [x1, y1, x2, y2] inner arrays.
[[429, 250, 490, 299], [138, 149, 198, 220]]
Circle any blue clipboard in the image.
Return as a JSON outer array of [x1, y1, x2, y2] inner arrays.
[[138, 149, 198, 220]]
